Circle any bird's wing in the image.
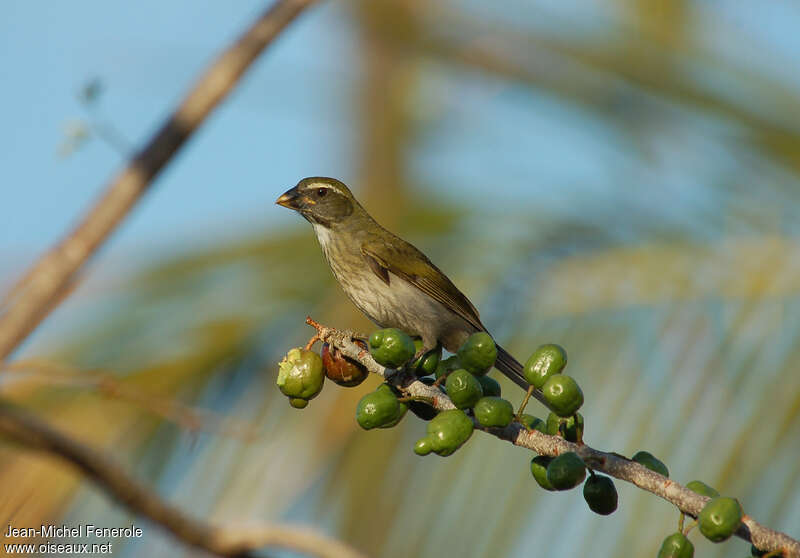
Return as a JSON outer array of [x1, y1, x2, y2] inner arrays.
[[360, 238, 485, 331]]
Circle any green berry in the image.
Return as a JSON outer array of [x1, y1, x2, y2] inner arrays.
[[546, 412, 584, 442], [410, 340, 441, 377], [473, 396, 514, 428], [523, 344, 567, 388], [457, 332, 497, 376], [369, 328, 416, 368], [546, 412, 560, 435], [355, 384, 407, 430], [375, 384, 408, 427], [657, 532, 694, 558], [541, 374, 584, 416], [414, 437, 433, 456], [566, 414, 585, 442], [289, 398, 308, 409], [582, 474, 618, 515], [520, 414, 547, 433], [425, 409, 474, 456], [369, 329, 384, 346], [434, 355, 461, 380], [530, 456, 555, 491], [686, 480, 720, 499], [445, 369, 483, 409], [631, 451, 669, 478], [476, 375, 502, 397], [277, 347, 325, 400], [698, 496, 743, 543], [546, 452, 586, 490]]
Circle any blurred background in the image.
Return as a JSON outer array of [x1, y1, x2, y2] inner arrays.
[[2, 0, 800, 556]]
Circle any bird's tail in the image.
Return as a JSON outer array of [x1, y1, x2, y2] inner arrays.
[[495, 344, 548, 406]]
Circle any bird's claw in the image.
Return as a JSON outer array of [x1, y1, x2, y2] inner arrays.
[[383, 368, 401, 384]]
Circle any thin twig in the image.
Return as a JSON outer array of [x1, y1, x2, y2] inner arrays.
[[0, 0, 319, 363], [0, 400, 366, 558], [308, 318, 800, 558], [305, 334, 321, 351], [3, 359, 261, 441], [514, 384, 535, 421]]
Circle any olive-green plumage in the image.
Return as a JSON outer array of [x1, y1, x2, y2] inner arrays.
[[277, 177, 539, 397]]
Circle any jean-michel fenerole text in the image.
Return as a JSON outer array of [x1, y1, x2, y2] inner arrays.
[[5, 524, 143, 539]]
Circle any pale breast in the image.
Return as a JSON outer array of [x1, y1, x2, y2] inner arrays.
[[312, 224, 472, 347]]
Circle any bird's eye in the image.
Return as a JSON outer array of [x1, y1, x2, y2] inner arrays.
[[317, 188, 328, 197]]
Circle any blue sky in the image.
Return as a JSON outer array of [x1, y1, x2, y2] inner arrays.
[[0, 1, 360, 270]]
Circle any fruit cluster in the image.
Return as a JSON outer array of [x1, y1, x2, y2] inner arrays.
[[276, 342, 369, 408], [364, 330, 590, 458], [277, 327, 768, 556], [277, 329, 607, 512]]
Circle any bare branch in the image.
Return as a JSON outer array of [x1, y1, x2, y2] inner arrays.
[[307, 318, 800, 558], [0, 399, 367, 558], [3, 359, 262, 441], [0, 0, 319, 363]]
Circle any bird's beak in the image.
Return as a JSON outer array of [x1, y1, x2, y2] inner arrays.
[[276, 186, 301, 210]]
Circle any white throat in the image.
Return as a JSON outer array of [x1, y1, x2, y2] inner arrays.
[[312, 223, 333, 253]]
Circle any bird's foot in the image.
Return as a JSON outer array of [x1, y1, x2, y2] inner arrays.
[[411, 348, 427, 362], [385, 367, 417, 388], [383, 368, 400, 383]]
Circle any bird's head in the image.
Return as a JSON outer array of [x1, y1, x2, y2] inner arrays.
[[276, 177, 357, 228]]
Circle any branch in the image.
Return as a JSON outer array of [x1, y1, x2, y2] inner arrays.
[[307, 318, 800, 558], [0, 399, 366, 558], [3, 359, 262, 441], [0, 0, 319, 363]]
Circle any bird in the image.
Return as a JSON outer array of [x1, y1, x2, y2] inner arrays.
[[276, 176, 543, 402]]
